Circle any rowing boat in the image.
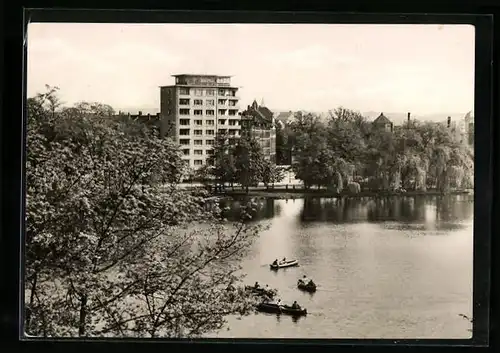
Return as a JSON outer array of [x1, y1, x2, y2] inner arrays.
[[270, 259, 299, 270]]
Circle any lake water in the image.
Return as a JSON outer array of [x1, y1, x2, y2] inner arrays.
[[208, 195, 474, 339]]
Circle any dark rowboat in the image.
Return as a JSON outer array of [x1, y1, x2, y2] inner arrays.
[[256, 303, 307, 316], [245, 286, 277, 298], [270, 259, 299, 270], [281, 305, 307, 316], [297, 280, 317, 293]]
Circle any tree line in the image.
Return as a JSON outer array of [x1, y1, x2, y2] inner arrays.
[[274, 108, 474, 193], [25, 86, 266, 338], [194, 133, 286, 192]]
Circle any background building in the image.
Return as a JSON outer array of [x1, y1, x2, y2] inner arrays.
[[372, 112, 394, 132], [464, 111, 474, 147], [240, 100, 277, 163], [274, 111, 296, 127], [160, 74, 241, 169]]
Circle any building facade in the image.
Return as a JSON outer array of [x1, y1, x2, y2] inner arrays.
[[240, 100, 276, 162], [160, 74, 241, 169], [372, 112, 393, 132], [274, 111, 296, 127], [464, 111, 474, 147]]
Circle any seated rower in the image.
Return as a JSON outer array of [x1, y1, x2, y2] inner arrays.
[[282, 257, 287, 263], [291, 301, 301, 309], [254, 281, 260, 289], [275, 298, 282, 306], [272, 259, 278, 266], [300, 275, 309, 283], [307, 279, 315, 287]]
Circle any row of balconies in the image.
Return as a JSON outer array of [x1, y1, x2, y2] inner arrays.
[[178, 92, 240, 99], [178, 110, 239, 117], [179, 131, 241, 137], [178, 118, 241, 126], [178, 129, 241, 138], [178, 102, 240, 109]]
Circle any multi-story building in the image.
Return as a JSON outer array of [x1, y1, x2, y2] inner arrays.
[[160, 74, 241, 169], [240, 100, 276, 162]]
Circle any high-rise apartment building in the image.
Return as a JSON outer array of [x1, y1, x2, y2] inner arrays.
[[160, 74, 241, 169]]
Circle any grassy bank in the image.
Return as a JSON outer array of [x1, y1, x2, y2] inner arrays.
[[216, 188, 473, 199]]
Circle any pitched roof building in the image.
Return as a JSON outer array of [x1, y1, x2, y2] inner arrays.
[[240, 100, 277, 162], [372, 112, 393, 132], [275, 111, 295, 126]]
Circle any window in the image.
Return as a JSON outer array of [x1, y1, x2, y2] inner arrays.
[[218, 89, 225, 95], [218, 119, 227, 125], [179, 139, 190, 145], [194, 140, 203, 146], [179, 88, 190, 95], [228, 90, 236, 97], [206, 120, 214, 126], [194, 160, 203, 166], [194, 99, 203, 105], [228, 110, 237, 116], [194, 110, 203, 116], [228, 100, 237, 106], [206, 89, 215, 96], [179, 129, 190, 136], [194, 89, 203, 96], [194, 120, 203, 125], [206, 99, 215, 106], [182, 149, 190, 155], [180, 109, 190, 115], [218, 110, 226, 115], [206, 149, 214, 155], [218, 99, 226, 105], [206, 129, 214, 135], [194, 150, 203, 156], [194, 130, 202, 136], [180, 119, 190, 125], [179, 99, 190, 105], [206, 110, 214, 116], [229, 120, 237, 126], [218, 129, 227, 134], [206, 139, 214, 146], [229, 129, 237, 136]]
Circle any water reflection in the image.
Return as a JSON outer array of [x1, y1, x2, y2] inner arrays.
[[210, 194, 473, 339], [223, 195, 474, 231], [221, 197, 278, 221]]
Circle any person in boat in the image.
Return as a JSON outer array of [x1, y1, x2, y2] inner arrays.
[[291, 301, 301, 310], [281, 257, 286, 263], [272, 259, 278, 266], [300, 275, 309, 284], [307, 279, 315, 287], [254, 281, 260, 289]]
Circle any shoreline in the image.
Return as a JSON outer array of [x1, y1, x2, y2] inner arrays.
[[215, 189, 473, 199]]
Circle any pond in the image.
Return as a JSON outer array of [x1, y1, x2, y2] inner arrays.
[[208, 195, 474, 339]]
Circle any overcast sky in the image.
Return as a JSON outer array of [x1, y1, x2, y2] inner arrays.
[[27, 23, 474, 116]]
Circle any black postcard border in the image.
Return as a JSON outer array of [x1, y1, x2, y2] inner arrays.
[[1, 4, 495, 352]]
